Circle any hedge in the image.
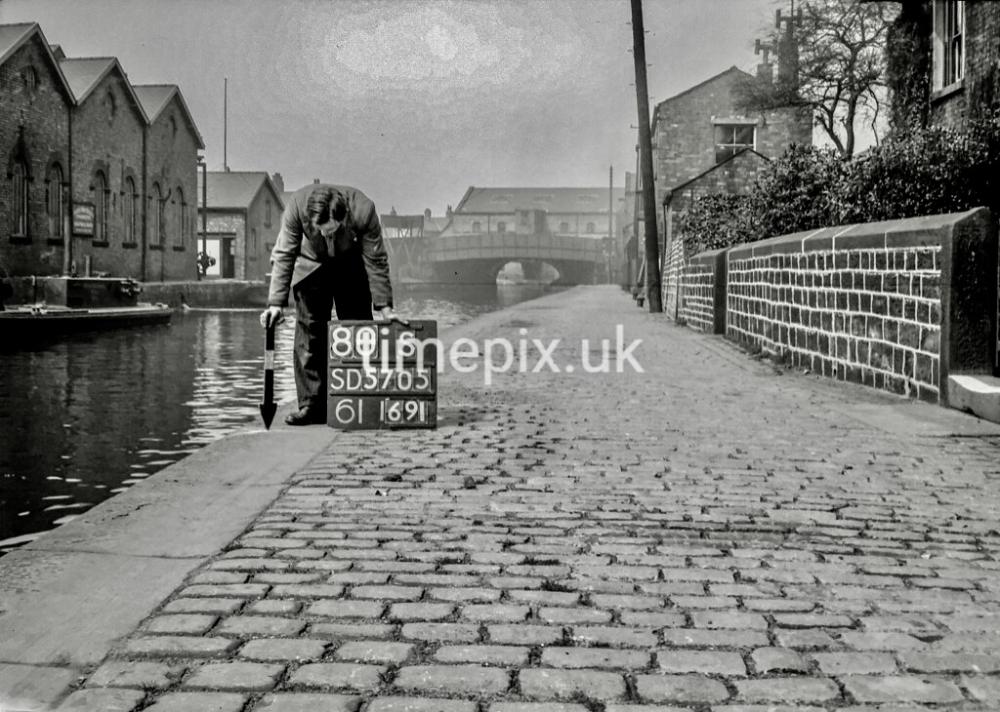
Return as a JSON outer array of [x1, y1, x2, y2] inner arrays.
[[678, 116, 1000, 255]]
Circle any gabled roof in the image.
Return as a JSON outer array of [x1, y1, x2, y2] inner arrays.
[[663, 147, 770, 203], [133, 83, 205, 149], [454, 187, 626, 214], [198, 171, 283, 210], [132, 85, 175, 121], [655, 66, 750, 109], [652, 66, 752, 128], [0, 23, 74, 103], [59, 56, 149, 122], [0, 23, 37, 64]]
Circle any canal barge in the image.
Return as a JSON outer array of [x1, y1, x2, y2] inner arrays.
[[0, 276, 172, 338], [0, 302, 171, 336]]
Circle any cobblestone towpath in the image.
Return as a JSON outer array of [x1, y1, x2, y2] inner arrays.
[[60, 286, 1000, 711]]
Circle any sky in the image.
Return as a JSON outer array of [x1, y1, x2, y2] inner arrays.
[[1, 0, 781, 215]]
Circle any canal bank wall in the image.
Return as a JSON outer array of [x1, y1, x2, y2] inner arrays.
[[3, 286, 1000, 710], [141, 280, 269, 309], [2, 277, 268, 309]]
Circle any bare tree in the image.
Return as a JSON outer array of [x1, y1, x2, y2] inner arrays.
[[737, 0, 897, 157]]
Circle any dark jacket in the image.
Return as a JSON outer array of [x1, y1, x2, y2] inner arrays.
[[267, 184, 393, 308]]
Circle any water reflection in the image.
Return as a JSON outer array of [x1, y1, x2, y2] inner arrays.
[[0, 283, 557, 553]]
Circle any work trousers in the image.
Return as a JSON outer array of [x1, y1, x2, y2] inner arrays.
[[292, 252, 373, 413]]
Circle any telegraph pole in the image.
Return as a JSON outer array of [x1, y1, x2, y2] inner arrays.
[[223, 77, 229, 171], [607, 164, 614, 284], [629, 0, 661, 312]]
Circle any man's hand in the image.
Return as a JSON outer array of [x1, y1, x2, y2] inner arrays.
[[260, 306, 284, 329], [376, 306, 409, 326]]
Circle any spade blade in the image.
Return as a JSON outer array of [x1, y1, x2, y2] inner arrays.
[[259, 401, 277, 430]]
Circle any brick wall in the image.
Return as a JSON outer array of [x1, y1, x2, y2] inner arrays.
[[145, 96, 199, 282], [70, 68, 145, 279], [0, 35, 71, 276], [675, 209, 997, 405], [679, 250, 726, 334]]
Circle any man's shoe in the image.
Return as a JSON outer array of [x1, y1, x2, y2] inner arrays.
[[284, 407, 325, 426]]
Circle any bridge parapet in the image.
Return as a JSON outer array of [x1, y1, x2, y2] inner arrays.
[[427, 233, 606, 264]]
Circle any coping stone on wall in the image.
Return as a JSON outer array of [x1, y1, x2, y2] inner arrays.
[[725, 209, 987, 262]]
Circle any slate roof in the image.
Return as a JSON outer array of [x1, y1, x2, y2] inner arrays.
[[133, 83, 205, 148], [132, 85, 175, 120], [0, 23, 74, 101], [198, 171, 283, 210], [0, 23, 36, 64], [455, 187, 626, 215], [59, 57, 115, 101]]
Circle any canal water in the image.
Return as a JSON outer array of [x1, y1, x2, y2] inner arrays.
[[0, 284, 555, 554]]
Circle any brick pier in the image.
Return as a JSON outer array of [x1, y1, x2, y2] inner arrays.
[[58, 286, 1000, 711]]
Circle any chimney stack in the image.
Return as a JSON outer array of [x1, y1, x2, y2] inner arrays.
[[272, 172, 284, 193]]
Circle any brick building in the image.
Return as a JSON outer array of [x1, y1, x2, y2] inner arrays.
[[645, 64, 810, 311], [197, 171, 283, 281], [60, 56, 147, 278], [888, 1, 1000, 130], [134, 84, 204, 282], [0, 24, 74, 277], [651, 65, 811, 232], [0, 21, 204, 283]]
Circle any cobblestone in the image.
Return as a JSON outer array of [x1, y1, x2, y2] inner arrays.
[[519, 668, 626, 701], [53, 688, 145, 711], [394, 664, 510, 696], [181, 661, 284, 691], [736, 678, 841, 703], [78, 290, 1000, 711], [635, 674, 729, 703], [287, 662, 385, 691], [252, 693, 361, 711]]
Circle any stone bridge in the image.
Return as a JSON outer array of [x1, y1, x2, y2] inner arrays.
[[384, 234, 609, 285]]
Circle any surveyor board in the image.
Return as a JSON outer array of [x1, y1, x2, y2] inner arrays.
[[327, 319, 437, 430]]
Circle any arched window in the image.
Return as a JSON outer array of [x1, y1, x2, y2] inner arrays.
[[586, 222, 596, 233], [46, 163, 64, 240], [11, 160, 29, 237], [104, 90, 117, 124], [150, 182, 162, 245], [471, 221, 481, 232], [175, 187, 186, 246], [93, 170, 109, 243], [559, 221, 569, 233], [123, 177, 137, 244], [265, 199, 272, 228], [496, 221, 507, 234], [251, 227, 258, 253]]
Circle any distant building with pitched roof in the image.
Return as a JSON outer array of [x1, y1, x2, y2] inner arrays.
[[440, 186, 625, 239], [1, 21, 204, 283], [197, 171, 284, 280]]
